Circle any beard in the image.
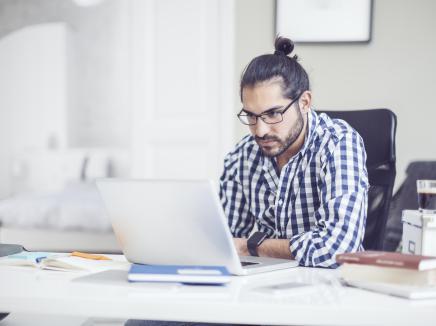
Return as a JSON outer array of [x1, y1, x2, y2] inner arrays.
[[255, 108, 304, 158]]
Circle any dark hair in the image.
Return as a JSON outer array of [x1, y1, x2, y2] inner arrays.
[[240, 36, 310, 100]]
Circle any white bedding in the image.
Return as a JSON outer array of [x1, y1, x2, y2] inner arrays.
[[0, 183, 112, 232]]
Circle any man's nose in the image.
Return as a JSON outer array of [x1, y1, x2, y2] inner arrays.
[[253, 119, 271, 138]]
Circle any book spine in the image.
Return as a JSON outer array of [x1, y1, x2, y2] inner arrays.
[[335, 255, 419, 269]]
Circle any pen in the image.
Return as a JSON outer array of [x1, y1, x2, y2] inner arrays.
[[35, 255, 48, 263], [71, 251, 111, 260]]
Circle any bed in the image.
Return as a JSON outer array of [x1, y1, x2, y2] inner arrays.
[[0, 182, 120, 253], [0, 149, 127, 253]]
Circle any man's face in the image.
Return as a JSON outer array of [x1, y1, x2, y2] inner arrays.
[[241, 81, 305, 158]]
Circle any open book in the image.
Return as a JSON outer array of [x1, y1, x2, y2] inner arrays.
[[0, 251, 129, 272]]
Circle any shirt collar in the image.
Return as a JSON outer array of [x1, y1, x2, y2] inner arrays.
[[299, 109, 318, 156]]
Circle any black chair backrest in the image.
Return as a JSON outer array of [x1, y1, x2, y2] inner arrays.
[[317, 109, 397, 250]]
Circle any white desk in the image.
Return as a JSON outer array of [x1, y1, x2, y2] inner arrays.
[[1, 259, 436, 326]]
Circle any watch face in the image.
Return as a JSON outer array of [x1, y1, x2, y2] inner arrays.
[[254, 232, 268, 244]]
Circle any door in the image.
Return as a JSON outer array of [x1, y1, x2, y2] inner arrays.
[[129, 0, 234, 182]]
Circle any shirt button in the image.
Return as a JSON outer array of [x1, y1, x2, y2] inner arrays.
[[278, 199, 283, 205]]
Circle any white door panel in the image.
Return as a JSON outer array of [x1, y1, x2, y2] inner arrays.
[[152, 143, 211, 179], [130, 0, 233, 181]]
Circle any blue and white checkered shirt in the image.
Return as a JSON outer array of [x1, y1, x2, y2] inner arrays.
[[219, 110, 368, 268]]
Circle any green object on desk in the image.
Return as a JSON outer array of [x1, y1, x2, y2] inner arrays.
[[7, 251, 53, 264]]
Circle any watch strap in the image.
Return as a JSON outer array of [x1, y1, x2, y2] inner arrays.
[[247, 231, 268, 256]]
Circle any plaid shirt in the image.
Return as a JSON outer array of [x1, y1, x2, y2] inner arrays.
[[219, 110, 368, 268]]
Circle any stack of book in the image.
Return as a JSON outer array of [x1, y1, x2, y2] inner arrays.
[[336, 251, 436, 299]]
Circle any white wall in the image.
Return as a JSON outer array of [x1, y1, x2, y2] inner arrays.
[[234, 0, 436, 187], [0, 23, 67, 197], [67, 0, 131, 148], [234, 0, 275, 138]]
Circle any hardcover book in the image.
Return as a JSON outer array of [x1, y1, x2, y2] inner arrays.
[[128, 264, 231, 284], [335, 251, 436, 270], [339, 263, 436, 286], [336, 251, 436, 292]]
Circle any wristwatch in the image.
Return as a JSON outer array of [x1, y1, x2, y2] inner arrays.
[[247, 231, 268, 256]]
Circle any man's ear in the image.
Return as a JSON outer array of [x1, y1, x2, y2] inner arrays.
[[299, 91, 312, 113]]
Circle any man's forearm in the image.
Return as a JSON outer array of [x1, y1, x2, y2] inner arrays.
[[259, 239, 293, 259], [234, 238, 293, 259]]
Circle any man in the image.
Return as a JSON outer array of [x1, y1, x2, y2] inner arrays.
[[219, 37, 368, 268], [125, 36, 368, 326]]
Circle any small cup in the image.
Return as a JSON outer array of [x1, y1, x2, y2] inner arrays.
[[417, 180, 436, 214]]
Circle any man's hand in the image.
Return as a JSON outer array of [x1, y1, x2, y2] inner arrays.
[[233, 238, 249, 256]]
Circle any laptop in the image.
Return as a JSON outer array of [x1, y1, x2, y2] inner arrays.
[[95, 178, 298, 275]]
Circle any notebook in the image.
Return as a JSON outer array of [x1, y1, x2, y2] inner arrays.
[[96, 178, 298, 275], [128, 264, 231, 284]]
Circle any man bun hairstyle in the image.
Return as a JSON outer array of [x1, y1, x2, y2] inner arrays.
[[240, 36, 309, 100], [274, 37, 296, 58]]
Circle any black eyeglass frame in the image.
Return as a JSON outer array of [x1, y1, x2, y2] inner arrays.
[[237, 92, 303, 126]]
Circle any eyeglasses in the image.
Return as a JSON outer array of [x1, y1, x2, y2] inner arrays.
[[237, 93, 302, 126]]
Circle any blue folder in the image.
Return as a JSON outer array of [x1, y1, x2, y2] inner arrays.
[[128, 264, 231, 284]]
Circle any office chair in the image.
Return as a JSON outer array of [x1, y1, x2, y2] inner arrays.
[[318, 109, 397, 250]]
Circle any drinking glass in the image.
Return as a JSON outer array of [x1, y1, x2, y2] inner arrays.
[[417, 180, 436, 214]]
